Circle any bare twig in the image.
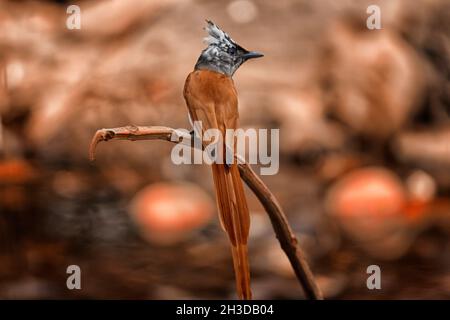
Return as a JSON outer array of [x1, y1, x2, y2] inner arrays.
[[89, 125, 323, 300]]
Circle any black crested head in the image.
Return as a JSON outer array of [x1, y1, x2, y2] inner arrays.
[[194, 20, 263, 77]]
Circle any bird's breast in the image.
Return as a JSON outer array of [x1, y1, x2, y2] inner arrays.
[[184, 69, 237, 105]]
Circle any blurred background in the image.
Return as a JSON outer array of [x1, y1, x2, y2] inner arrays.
[[0, 0, 449, 299]]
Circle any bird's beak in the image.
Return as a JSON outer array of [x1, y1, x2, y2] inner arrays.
[[242, 51, 264, 60]]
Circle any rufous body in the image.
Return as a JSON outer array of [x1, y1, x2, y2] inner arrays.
[[184, 69, 251, 300]]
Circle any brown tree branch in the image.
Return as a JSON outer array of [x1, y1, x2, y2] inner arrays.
[[89, 125, 323, 300]]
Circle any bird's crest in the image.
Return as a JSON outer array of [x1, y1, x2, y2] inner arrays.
[[203, 20, 238, 50]]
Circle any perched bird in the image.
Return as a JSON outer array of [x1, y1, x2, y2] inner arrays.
[[183, 20, 263, 299]]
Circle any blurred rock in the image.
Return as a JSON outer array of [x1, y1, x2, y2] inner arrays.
[[272, 89, 346, 155], [129, 182, 214, 245], [0, 158, 37, 185], [322, 18, 426, 138], [227, 0, 259, 24], [260, 240, 296, 278], [406, 170, 437, 203], [393, 129, 450, 187], [52, 170, 87, 199], [326, 167, 415, 260]]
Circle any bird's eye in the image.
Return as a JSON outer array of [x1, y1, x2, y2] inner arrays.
[[229, 47, 236, 55]]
